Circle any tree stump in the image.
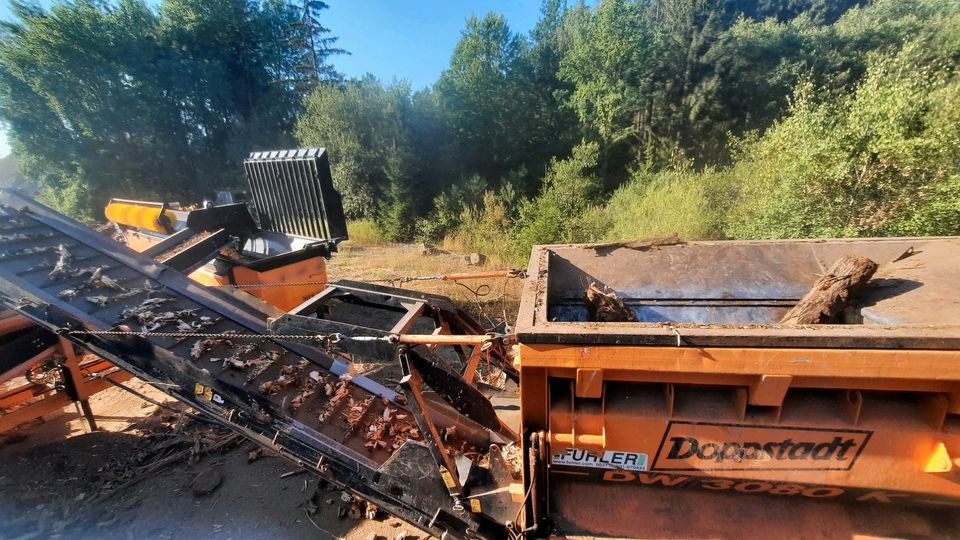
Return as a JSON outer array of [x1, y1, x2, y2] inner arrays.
[[780, 255, 879, 325]]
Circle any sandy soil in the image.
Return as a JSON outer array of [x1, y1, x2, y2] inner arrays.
[[327, 243, 523, 328]]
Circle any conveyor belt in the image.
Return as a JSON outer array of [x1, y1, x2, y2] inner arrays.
[[0, 189, 497, 539]]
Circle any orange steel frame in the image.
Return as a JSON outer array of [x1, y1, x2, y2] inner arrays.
[[518, 343, 960, 499], [513, 242, 960, 535], [0, 314, 133, 434]]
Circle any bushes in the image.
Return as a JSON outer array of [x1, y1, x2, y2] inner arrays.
[[512, 142, 606, 257], [312, 0, 960, 259], [348, 43, 960, 259], [442, 191, 515, 264], [605, 168, 735, 241], [727, 50, 960, 239], [345, 220, 386, 246]]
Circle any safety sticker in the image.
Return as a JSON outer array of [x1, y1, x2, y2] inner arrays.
[[552, 448, 648, 471], [194, 383, 224, 405], [439, 466, 457, 489]]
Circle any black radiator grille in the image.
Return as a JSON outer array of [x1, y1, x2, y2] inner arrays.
[[243, 148, 347, 241]]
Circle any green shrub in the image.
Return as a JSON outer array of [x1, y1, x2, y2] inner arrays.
[[604, 168, 735, 241], [345, 219, 386, 246], [512, 142, 605, 256], [727, 50, 960, 239], [443, 191, 515, 263], [36, 179, 93, 222]]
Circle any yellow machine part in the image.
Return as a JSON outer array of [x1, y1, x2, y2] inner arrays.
[[105, 201, 177, 233]]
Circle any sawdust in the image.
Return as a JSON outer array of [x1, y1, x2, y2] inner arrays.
[[153, 230, 213, 259]]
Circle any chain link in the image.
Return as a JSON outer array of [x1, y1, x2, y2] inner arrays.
[[65, 328, 510, 345], [230, 280, 327, 289], [65, 329, 393, 343]]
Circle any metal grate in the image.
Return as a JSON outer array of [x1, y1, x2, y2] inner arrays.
[[243, 148, 347, 241]]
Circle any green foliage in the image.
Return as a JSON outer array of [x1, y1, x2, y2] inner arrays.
[[379, 179, 417, 242], [435, 11, 569, 190], [512, 142, 606, 257], [296, 76, 417, 219], [605, 168, 735, 241], [414, 175, 488, 243], [557, 0, 656, 168], [5, 0, 960, 256], [344, 219, 386, 246], [444, 191, 515, 263], [0, 0, 341, 219], [727, 46, 960, 239]]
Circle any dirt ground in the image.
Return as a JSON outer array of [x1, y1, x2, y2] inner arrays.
[[0, 380, 421, 540], [327, 243, 524, 328]]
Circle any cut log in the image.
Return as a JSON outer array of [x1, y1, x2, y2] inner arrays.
[[780, 255, 879, 325], [585, 282, 637, 322]]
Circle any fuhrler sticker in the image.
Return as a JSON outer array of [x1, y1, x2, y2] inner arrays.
[[552, 448, 649, 471]]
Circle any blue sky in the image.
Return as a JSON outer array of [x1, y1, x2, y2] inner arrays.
[[0, 0, 549, 158]]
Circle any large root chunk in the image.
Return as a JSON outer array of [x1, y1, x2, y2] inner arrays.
[[585, 282, 637, 322], [781, 255, 878, 325]]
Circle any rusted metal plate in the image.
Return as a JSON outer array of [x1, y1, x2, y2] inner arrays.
[[517, 239, 960, 349], [549, 479, 960, 538]]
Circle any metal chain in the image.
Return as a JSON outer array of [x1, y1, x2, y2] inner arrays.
[[230, 281, 327, 289], [65, 329, 392, 343]]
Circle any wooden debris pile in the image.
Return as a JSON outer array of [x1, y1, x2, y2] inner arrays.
[[363, 401, 420, 453], [88, 418, 241, 505]]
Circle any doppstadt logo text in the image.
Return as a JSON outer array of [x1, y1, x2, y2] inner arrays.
[[653, 421, 872, 471]]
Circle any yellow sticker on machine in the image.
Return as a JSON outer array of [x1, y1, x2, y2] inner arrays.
[[203, 387, 214, 401], [470, 499, 482, 513], [194, 383, 205, 395], [439, 466, 456, 489]]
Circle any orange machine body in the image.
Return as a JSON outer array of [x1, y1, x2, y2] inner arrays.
[[123, 229, 327, 311], [515, 237, 960, 536]]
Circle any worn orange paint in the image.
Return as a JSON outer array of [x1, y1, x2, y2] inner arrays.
[[125, 230, 327, 311], [519, 341, 960, 511]]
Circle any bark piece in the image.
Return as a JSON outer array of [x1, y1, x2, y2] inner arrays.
[[780, 255, 879, 325], [590, 233, 684, 256], [585, 282, 637, 322]]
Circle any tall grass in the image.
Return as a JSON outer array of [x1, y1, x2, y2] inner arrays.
[[345, 219, 387, 246], [605, 169, 736, 241], [441, 192, 517, 266]]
